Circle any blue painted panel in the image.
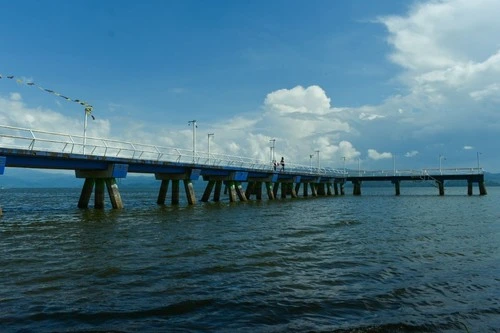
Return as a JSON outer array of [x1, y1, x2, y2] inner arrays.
[[233, 171, 248, 181], [294, 176, 301, 183], [271, 173, 279, 182], [190, 168, 201, 180], [0, 156, 5, 175], [112, 164, 128, 178]]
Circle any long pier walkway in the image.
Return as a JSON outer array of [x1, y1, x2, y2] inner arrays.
[[0, 125, 487, 213]]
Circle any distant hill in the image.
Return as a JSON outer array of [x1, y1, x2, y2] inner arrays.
[[1, 168, 499, 188]]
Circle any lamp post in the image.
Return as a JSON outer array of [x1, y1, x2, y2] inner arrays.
[[207, 133, 214, 163], [269, 139, 276, 163], [439, 154, 445, 175], [83, 110, 88, 154], [477, 152, 481, 173], [188, 120, 197, 163], [393, 153, 396, 176], [342, 156, 346, 175], [315, 150, 320, 169], [309, 154, 313, 172]]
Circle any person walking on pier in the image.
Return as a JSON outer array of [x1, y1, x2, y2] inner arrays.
[[280, 157, 285, 172]]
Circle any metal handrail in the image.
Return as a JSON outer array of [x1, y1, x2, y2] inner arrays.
[[0, 125, 482, 177], [0, 124, 345, 176]]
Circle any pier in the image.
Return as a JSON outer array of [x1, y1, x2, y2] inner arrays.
[[0, 125, 487, 213]]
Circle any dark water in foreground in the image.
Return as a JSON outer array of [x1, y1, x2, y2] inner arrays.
[[0, 186, 499, 332]]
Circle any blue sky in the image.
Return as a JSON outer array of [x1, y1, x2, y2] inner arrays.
[[1, 0, 499, 172]]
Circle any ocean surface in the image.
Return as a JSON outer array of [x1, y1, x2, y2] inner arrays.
[[0, 185, 499, 333]]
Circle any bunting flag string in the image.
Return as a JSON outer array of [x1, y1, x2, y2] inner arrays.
[[0, 74, 94, 119]]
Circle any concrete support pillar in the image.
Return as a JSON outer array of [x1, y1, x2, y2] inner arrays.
[[326, 183, 333, 196], [353, 181, 361, 196], [171, 179, 180, 205], [157, 179, 170, 205], [280, 183, 287, 199], [334, 183, 339, 196], [310, 183, 318, 197], [213, 180, 222, 202], [479, 181, 487, 195], [78, 178, 95, 208], [106, 178, 124, 209], [235, 182, 248, 202], [183, 179, 197, 205], [295, 182, 301, 196], [245, 181, 255, 199], [290, 183, 298, 198], [255, 182, 263, 200], [94, 179, 105, 209], [302, 183, 308, 197], [201, 180, 215, 202], [394, 181, 401, 196], [467, 180, 473, 196], [340, 182, 345, 196], [437, 181, 445, 196], [227, 181, 238, 202], [316, 183, 324, 195], [265, 181, 275, 200], [273, 182, 279, 198]]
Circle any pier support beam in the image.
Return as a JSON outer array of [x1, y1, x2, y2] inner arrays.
[[290, 183, 298, 198], [201, 180, 215, 202], [255, 182, 263, 200], [106, 178, 124, 209], [157, 179, 170, 205], [183, 179, 197, 205], [467, 180, 473, 196], [214, 180, 222, 202], [352, 180, 361, 196], [295, 182, 301, 196], [245, 181, 255, 199], [78, 178, 95, 208], [394, 181, 401, 196], [310, 183, 318, 197], [317, 183, 326, 196], [340, 182, 345, 196], [235, 182, 248, 201], [326, 183, 333, 196], [333, 183, 339, 196], [302, 183, 309, 197], [226, 181, 238, 202], [171, 179, 180, 204], [265, 182, 275, 200], [437, 180, 445, 196], [479, 181, 487, 195], [281, 183, 287, 199], [94, 179, 105, 209], [273, 182, 280, 198]]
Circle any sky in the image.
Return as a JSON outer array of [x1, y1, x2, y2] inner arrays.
[[1, 0, 499, 173]]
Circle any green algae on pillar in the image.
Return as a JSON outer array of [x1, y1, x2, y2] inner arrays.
[[235, 182, 248, 202], [265, 181, 275, 200]]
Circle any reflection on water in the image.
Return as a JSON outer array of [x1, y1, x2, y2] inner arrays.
[[0, 187, 499, 332]]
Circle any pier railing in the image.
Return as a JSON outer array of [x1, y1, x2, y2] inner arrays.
[[0, 125, 345, 176]]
